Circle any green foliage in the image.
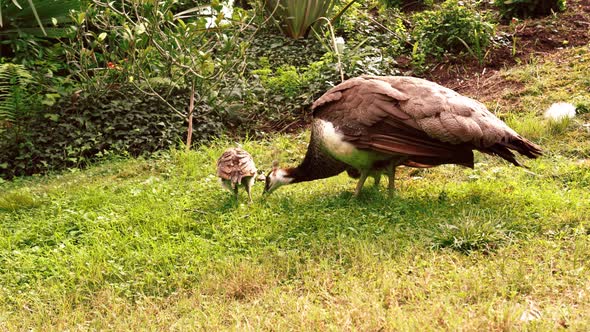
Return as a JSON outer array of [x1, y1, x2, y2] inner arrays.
[[61, 0, 253, 150], [575, 99, 590, 115], [0, 64, 34, 128], [410, 0, 495, 67], [0, 0, 82, 38], [0, 62, 69, 141], [0, 0, 82, 76], [246, 33, 404, 126], [0, 61, 81, 179], [494, 0, 566, 19], [0, 85, 223, 178], [254, 65, 304, 97], [264, 0, 337, 38], [243, 4, 407, 130], [336, 4, 408, 72], [252, 55, 335, 99], [243, 34, 342, 128], [0, 0, 254, 178], [378, 0, 434, 10]]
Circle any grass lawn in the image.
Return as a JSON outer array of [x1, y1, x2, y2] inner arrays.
[[1, 46, 589, 330]]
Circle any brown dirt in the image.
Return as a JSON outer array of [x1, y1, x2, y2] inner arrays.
[[423, 0, 590, 99]]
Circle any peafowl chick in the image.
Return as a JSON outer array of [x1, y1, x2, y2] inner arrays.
[[216, 147, 259, 203]]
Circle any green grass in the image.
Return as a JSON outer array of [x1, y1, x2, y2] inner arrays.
[[1, 48, 590, 330], [498, 46, 590, 157], [1, 141, 589, 330]]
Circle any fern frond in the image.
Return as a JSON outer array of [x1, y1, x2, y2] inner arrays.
[[0, 64, 34, 124]]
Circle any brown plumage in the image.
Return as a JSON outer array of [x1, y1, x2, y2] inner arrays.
[[217, 147, 258, 202], [264, 75, 542, 196]]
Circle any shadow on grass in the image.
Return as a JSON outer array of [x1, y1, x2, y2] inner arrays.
[[197, 182, 539, 257]]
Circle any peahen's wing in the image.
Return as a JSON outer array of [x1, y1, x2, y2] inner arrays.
[[311, 76, 542, 166]]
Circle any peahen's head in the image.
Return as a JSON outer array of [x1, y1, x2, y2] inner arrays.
[[263, 161, 294, 195]]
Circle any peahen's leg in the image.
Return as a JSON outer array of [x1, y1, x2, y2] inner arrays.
[[387, 165, 396, 197], [354, 171, 369, 197], [373, 173, 381, 187]]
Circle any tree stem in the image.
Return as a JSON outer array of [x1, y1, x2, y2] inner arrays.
[[186, 81, 195, 151]]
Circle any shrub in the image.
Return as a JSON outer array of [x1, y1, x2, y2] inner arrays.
[[254, 64, 305, 98], [0, 64, 37, 130], [246, 50, 339, 128], [494, 0, 566, 19], [264, 0, 338, 39], [336, 4, 409, 62], [242, 8, 407, 129], [0, 0, 81, 41], [378, 0, 433, 11], [410, 0, 495, 67], [61, 0, 255, 150], [0, 85, 223, 178]]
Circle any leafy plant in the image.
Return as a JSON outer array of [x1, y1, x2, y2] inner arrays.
[[0, 0, 82, 38], [378, 0, 434, 11], [0, 84, 223, 178], [246, 50, 338, 129], [333, 3, 409, 73], [0, 1, 81, 127], [0, 64, 34, 130], [575, 99, 590, 115], [254, 64, 306, 97], [64, 0, 255, 150], [410, 0, 495, 67], [264, 0, 353, 39], [494, 0, 566, 19], [0, 1, 82, 92], [242, 4, 406, 131], [264, 0, 333, 39]]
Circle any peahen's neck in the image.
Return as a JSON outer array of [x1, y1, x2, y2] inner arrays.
[[284, 125, 347, 183]]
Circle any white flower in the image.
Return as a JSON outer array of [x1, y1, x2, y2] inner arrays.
[[544, 102, 576, 121], [335, 37, 345, 53]]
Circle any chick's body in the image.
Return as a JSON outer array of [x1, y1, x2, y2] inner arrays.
[[216, 147, 258, 202]]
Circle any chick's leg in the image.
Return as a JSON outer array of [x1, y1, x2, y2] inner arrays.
[[233, 184, 239, 202]]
